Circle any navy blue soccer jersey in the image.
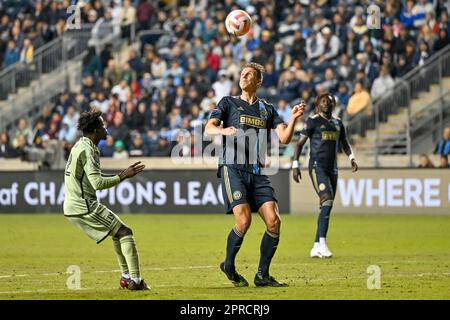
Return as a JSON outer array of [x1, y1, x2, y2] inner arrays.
[[301, 113, 347, 169], [209, 96, 285, 175]]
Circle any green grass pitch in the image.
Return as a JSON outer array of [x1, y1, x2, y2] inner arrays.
[[0, 214, 449, 299]]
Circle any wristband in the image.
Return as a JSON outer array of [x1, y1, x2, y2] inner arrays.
[[349, 153, 356, 162], [292, 160, 299, 169]]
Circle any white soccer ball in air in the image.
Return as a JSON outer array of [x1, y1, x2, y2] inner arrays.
[[225, 9, 253, 37]]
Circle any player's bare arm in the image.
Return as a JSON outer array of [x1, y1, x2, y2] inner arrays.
[[205, 118, 237, 136], [275, 101, 305, 144], [292, 134, 309, 183], [341, 137, 358, 172]]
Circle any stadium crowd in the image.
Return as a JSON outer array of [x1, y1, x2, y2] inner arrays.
[[1, 0, 450, 165]]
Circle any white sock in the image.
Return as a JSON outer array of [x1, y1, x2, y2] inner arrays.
[[319, 237, 327, 246], [313, 242, 320, 249], [131, 277, 141, 284], [122, 274, 130, 279]]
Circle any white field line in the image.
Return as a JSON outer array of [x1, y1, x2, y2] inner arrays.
[[0, 288, 92, 294], [1, 260, 448, 280], [0, 265, 216, 280]]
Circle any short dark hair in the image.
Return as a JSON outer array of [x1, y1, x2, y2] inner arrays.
[[77, 111, 103, 134], [243, 62, 265, 82]]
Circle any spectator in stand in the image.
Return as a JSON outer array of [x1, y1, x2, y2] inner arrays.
[[113, 140, 129, 159], [417, 154, 435, 168], [99, 135, 116, 157], [111, 79, 131, 104], [317, 68, 339, 94], [109, 112, 131, 147], [120, 0, 136, 40], [151, 136, 172, 157], [82, 46, 102, 77], [371, 65, 396, 100], [416, 41, 431, 66], [129, 133, 150, 157], [436, 127, 450, 156], [212, 70, 232, 101], [62, 106, 80, 131], [347, 82, 372, 117], [335, 83, 350, 109], [19, 38, 33, 64], [273, 42, 292, 72], [58, 119, 77, 145], [395, 54, 414, 78], [0, 132, 19, 158], [4, 40, 19, 67], [147, 102, 166, 131], [123, 101, 141, 131], [316, 26, 340, 65], [32, 119, 47, 148], [137, 0, 155, 31], [13, 118, 32, 148], [15, 135, 29, 160], [276, 99, 292, 123], [433, 28, 450, 52]]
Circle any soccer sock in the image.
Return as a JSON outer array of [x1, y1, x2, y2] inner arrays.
[[224, 226, 244, 272], [315, 206, 322, 243], [119, 235, 141, 283], [316, 202, 333, 241], [112, 237, 129, 277], [258, 230, 280, 277]]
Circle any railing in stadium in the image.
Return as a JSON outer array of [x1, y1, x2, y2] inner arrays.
[[347, 44, 450, 166]]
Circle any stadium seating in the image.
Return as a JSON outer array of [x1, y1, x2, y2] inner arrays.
[[1, 0, 450, 166]]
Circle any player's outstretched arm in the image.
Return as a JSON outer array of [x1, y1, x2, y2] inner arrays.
[[118, 161, 146, 181], [292, 135, 308, 183], [275, 101, 305, 144], [205, 119, 237, 136]]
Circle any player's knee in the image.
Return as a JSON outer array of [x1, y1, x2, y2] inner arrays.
[[266, 216, 281, 233], [116, 225, 133, 238], [236, 216, 251, 233], [320, 193, 333, 207]]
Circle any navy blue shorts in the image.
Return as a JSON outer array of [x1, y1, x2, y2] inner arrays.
[[219, 165, 278, 214], [308, 164, 338, 202]]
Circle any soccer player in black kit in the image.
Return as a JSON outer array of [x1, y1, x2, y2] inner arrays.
[[292, 93, 358, 258], [205, 63, 305, 287]]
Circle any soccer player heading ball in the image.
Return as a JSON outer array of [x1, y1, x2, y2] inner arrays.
[[292, 94, 358, 258], [63, 111, 149, 290], [205, 62, 305, 287]]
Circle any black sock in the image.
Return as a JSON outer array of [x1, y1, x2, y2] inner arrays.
[[225, 227, 244, 272], [258, 231, 279, 277], [315, 205, 332, 242]]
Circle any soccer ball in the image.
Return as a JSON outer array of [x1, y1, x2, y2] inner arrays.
[[225, 10, 252, 37]]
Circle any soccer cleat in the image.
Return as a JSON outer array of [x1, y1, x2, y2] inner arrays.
[[127, 279, 150, 291], [310, 244, 333, 258], [319, 244, 333, 258], [254, 273, 288, 287], [310, 245, 322, 258], [220, 262, 249, 287], [119, 276, 131, 289]]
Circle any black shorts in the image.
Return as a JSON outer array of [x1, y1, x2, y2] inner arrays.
[[219, 165, 277, 214], [308, 164, 338, 201]]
